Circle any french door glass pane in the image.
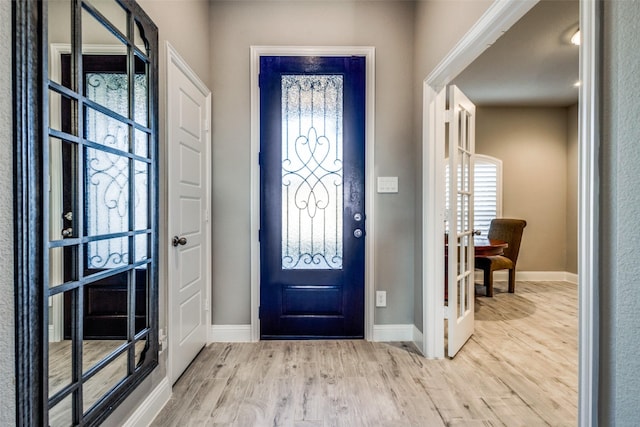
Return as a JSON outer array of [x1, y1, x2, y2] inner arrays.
[[281, 75, 344, 270]]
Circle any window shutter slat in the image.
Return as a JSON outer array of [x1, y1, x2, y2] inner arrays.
[[445, 155, 502, 237]]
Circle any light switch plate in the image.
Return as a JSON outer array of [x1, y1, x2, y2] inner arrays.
[[376, 291, 387, 307], [377, 176, 398, 193]]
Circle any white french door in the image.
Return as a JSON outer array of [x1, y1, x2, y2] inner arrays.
[[446, 85, 476, 358]]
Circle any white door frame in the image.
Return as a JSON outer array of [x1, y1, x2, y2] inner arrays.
[[166, 42, 212, 383], [421, 0, 598, 425], [249, 46, 376, 341]]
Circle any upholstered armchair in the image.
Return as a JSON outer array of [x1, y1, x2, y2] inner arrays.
[[475, 218, 527, 297]]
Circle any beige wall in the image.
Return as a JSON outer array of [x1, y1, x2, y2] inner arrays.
[[475, 106, 574, 272], [209, 0, 417, 325], [413, 0, 494, 79], [566, 104, 578, 274], [138, 0, 212, 89], [0, 1, 15, 425]]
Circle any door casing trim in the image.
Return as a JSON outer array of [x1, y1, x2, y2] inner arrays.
[[250, 46, 376, 341], [422, 0, 539, 360]]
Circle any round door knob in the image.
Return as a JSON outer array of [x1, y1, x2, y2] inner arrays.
[[353, 229, 363, 238], [172, 236, 187, 247]]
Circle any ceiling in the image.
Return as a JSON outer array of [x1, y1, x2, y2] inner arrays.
[[452, 0, 579, 107]]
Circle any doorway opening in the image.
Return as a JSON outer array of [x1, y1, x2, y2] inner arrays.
[[421, 0, 598, 424]]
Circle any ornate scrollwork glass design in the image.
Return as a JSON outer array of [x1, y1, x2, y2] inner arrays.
[[85, 72, 148, 269], [281, 75, 344, 270]]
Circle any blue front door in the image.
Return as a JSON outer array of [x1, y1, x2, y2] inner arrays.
[[260, 56, 366, 339]]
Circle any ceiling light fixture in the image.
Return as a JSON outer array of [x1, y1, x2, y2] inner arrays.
[[571, 29, 581, 46]]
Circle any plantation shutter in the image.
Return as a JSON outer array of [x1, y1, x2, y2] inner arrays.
[[445, 155, 502, 236]]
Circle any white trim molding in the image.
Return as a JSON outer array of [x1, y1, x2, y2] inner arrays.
[[578, 0, 600, 424], [422, 84, 446, 359], [209, 325, 253, 343], [424, 0, 539, 90], [121, 378, 171, 427], [412, 325, 424, 350], [209, 324, 425, 345], [372, 324, 414, 342], [486, 270, 579, 285], [249, 46, 376, 342]]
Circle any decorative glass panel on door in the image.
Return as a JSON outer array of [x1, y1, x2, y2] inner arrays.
[[281, 75, 344, 270]]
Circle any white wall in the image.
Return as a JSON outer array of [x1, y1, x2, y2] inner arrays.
[[601, 0, 640, 422], [0, 1, 15, 425], [209, 0, 417, 325]]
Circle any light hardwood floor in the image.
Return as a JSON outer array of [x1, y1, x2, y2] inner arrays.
[[152, 280, 577, 426]]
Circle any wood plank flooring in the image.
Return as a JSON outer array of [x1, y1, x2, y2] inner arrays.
[[151, 280, 577, 426]]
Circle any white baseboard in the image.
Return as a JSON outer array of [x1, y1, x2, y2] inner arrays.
[[564, 272, 579, 284], [488, 270, 578, 284], [372, 324, 416, 342], [209, 324, 253, 342], [122, 377, 171, 427], [210, 324, 421, 344], [412, 325, 424, 352]]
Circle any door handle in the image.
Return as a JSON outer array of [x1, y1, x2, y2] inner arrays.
[[172, 236, 187, 247]]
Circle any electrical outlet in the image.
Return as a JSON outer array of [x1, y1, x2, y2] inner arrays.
[[376, 291, 387, 307]]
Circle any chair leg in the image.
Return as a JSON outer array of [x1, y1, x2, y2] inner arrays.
[[508, 268, 516, 293], [484, 268, 494, 297]]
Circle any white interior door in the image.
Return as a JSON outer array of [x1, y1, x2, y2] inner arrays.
[[168, 46, 211, 384], [447, 85, 476, 357]]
